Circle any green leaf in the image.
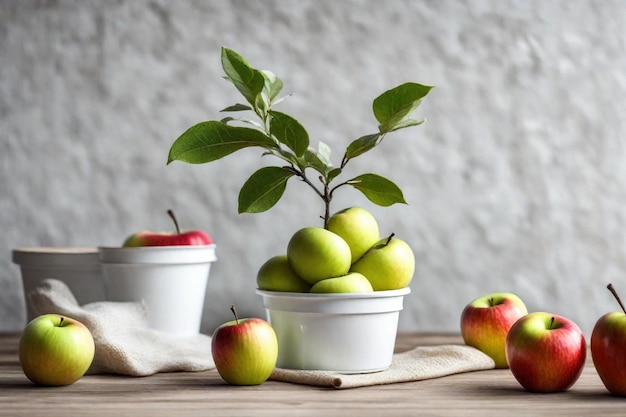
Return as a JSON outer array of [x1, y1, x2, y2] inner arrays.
[[221, 47, 265, 109], [266, 147, 302, 169], [238, 166, 294, 213], [220, 103, 253, 112], [384, 118, 425, 132], [219, 116, 264, 130], [269, 111, 309, 156], [261, 70, 283, 103], [348, 173, 407, 206], [302, 143, 336, 177], [167, 121, 275, 164], [271, 92, 293, 107], [317, 141, 332, 166], [344, 133, 380, 160], [373, 82, 433, 133], [326, 167, 342, 183], [302, 149, 327, 175]]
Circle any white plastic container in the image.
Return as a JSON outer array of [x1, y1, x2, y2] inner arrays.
[[98, 245, 217, 336], [256, 287, 410, 373], [12, 247, 105, 320]]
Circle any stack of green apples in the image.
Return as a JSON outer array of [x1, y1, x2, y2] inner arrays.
[[257, 207, 415, 293]]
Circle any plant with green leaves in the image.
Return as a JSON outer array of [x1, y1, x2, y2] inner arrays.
[[167, 47, 433, 228]]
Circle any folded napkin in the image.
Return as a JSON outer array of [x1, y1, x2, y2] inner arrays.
[[27, 279, 215, 376], [270, 344, 495, 389]]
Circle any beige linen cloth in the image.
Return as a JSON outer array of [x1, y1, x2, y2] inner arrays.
[[270, 344, 495, 389], [27, 279, 215, 376], [28, 279, 495, 387]]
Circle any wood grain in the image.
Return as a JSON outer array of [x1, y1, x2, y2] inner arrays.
[[1, 333, 624, 416]]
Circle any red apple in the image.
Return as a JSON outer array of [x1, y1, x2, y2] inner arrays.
[[591, 283, 626, 396], [506, 312, 586, 393], [460, 292, 527, 368], [123, 210, 212, 246], [211, 305, 278, 385]]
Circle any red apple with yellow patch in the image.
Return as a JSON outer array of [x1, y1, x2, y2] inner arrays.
[[211, 306, 278, 385], [460, 292, 527, 368]]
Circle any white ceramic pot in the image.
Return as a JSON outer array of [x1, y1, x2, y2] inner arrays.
[[98, 245, 217, 336], [12, 247, 105, 320], [256, 287, 410, 373]]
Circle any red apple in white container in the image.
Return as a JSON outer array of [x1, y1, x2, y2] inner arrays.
[[591, 283, 626, 396], [505, 312, 586, 393], [122, 210, 213, 246], [460, 292, 527, 368], [211, 306, 278, 385], [99, 210, 216, 336]]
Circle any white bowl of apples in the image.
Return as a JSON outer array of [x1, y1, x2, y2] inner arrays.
[[99, 210, 216, 337], [256, 288, 410, 373], [166, 48, 431, 371], [256, 207, 414, 373]]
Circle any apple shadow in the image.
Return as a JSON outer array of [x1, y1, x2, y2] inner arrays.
[[568, 389, 626, 402], [467, 383, 621, 402], [0, 381, 62, 390]]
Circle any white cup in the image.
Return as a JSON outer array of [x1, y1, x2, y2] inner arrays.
[[12, 247, 106, 320], [98, 245, 217, 336]]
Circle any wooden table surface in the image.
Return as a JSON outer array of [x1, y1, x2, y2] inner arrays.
[[1, 332, 624, 416]]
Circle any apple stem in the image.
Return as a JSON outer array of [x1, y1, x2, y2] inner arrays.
[[488, 297, 494, 307], [549, 316, 555, 330], [167, 209, 181, 235], [607, 283, 626, 314], [385, 233, 395, 246], [59, 316, 64, 326], [230, 304, 239, 325]]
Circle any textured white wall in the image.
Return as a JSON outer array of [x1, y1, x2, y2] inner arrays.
[[2, 0, 625, 337]]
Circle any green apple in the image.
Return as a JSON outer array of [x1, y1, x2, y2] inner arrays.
[[211, 306, 278, 385], [256, 255, 311, 292], [350, 234, 415, 290], [460, 292, 528, 368], [19, 314, 95, 386], [327, 207, 380, 263], [310, 272, 374, 293], [287, 227, 351, 284]]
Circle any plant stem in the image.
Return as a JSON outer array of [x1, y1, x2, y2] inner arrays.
[[260, 102, 345, 229], [328, 180, 350, 200], [323, 180, 330, 229], [230, 304, 239, 325], [294, 170, 325, 199], [167, 209, 181, 234], [287, 166, 331, 227], [607, 283, 626, 314]]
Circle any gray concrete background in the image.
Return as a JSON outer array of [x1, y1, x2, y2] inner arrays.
[[2, 0, 625, 336]]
